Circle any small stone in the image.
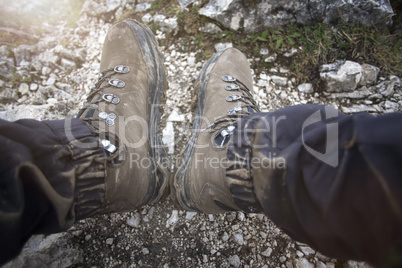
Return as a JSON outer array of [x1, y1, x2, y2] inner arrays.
[[85, 234, 92, 241], [106, 238, 114, 245], [260, 48, 269, 55], [30, 83, 38, 91], [61, 58, 77, 72], [294, 258, 314, 268], [233, 233, 244, 245], [299, 246, 315, 256], [279, 256, 287, 262], [284, 48, 298, 57], [237, 212, 245, 221], [187, 56, 196, 67], [46, 77, 56, 86], [265, 54, 277, 62], [257, 79, 268, 87], [127, 212, 141, 228], [228, 255, 241, 268], [166, 210, 179, 226], [18, 83, 29, 95], [147, 207, 155, 219], [296, 250, 304, 257], [42, 66, 52, 76], [208, 214, 215, 221], [222, 232, 230, 241], [142, 248, 150, 255], [261, 247, 273, 257], [0, 80, 4, 87], [186, 212, 197, 221], [215, 42, 233, 52], [142, 13, 153, 24], [271, 75, 288, 86]]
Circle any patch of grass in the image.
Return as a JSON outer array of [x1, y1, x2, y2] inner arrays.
[[160, 2, 401, 83]]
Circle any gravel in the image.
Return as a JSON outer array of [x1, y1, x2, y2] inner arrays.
[[1, 0, 399, 267]]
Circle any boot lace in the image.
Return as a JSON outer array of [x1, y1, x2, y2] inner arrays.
[[202, 75, 260, 132], [76, 65, 130, 158], [202, 75, 260, 147]]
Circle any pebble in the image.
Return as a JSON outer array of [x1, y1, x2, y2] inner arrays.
[[185, 212, 197, 221], [30, 83, 38, 91], [271, 75, 288, 86], [261, 247, 273, 257], [228, 255, 241, 268], [142, 248, 150, 255], [294, 258, 314, 268], [187, 56, 196, 67], [237, 212, 245, 221], [46, 77, 56, 86], [265, 54, 277, 62], [260, 48, 269, 55], [127, 213, 141, 228], [18, 83, 29, 95], [166, 210, 179, 226], [215, 42, 233, 52], [233, 233, 244, 245], [284, 48, 298, 57], [106, 238, 114, 245], [299, 246, 315, 256]]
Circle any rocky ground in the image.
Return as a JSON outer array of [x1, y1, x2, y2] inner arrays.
[[1, 0, 401, 267]]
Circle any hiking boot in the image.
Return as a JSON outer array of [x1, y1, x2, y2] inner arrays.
[[76, 19, 169, 216], [172, 48, 260, 214]]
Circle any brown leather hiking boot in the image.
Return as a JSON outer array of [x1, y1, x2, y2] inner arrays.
[[172, 48, 260, 214], [76, 19, 169, 216]]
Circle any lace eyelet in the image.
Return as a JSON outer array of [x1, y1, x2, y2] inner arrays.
[[228, 107, 242, 114], [222, 75, 236, 82], [226, 95, 242, 102], [114, 65, 130, 74], [101, 139, 117, 154], [108, 79, 125, 88], [102, 93, 120, 104], [225, 84, 240, 91]]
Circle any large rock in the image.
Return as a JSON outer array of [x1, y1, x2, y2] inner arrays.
[[199, 0, 394, 33], [320, 61, 380, 93], [2, 233, 83, 268]]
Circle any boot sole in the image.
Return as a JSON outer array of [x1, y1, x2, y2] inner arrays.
[[125, 19, 170, 205]]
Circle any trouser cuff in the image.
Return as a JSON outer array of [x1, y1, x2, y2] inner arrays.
[[45, 118, 107, 220]]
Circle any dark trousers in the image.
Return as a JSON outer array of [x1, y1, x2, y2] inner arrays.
[[0, 118, 106, 264], [1, 105, 401, 266]]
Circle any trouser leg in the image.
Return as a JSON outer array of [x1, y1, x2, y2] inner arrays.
[[226, 104, 402, 266], [0, 118, 106, 264]]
